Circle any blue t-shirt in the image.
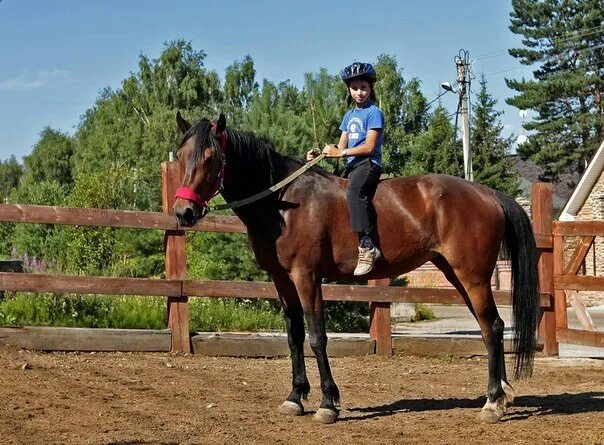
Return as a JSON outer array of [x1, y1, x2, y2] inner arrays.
[[339, 102, 385, 167]]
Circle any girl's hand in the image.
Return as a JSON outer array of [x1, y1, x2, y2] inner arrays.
[[322, 144, 342, 158], [306, 148, 321, 161]]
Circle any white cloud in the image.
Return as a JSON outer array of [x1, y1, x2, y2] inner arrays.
[[0, 69, 71, 91]]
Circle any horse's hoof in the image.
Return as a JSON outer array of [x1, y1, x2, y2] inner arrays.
[[479, 406, 504, 424], [313, 408, 339, 424], [278, 401, 303, 416]]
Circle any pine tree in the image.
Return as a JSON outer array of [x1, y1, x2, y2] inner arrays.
[[506, 0, 604, 181], [374, 55, 428, 177], [405, 105, 463, 176], [472, 75, 520, 196]]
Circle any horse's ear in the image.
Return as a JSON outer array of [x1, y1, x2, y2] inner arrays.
[[176, 111, 191, 134], [215, 113, 226, 134]]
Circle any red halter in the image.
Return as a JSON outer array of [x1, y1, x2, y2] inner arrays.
[[174, 124, 227, 209]]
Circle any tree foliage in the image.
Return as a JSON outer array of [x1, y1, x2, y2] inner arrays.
[[507, 0, 604, 180], [23, 128, 74, 189], [471, 75, 520, 196], [0, 156, 24, 202]]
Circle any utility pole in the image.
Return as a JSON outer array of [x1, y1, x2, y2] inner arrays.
[[455, 51, 472, 181]]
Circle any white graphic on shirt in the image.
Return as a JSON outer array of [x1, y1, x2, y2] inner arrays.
[[347, 117, 365, 142]]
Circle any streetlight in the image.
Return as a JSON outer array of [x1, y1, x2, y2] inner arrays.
[[440, 82, 457, 94]]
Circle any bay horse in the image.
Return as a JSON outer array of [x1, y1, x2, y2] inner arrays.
[[173, 113, 539, 424]]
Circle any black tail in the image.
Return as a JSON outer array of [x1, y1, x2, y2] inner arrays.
[[495, 191, 539, 379]]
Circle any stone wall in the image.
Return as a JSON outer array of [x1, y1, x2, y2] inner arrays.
[[404, 260, 512, 291], [571, 169, 604, 306]]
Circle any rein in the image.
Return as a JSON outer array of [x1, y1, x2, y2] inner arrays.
[[208, 153, 326, 212]]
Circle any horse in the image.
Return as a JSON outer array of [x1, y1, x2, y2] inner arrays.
[[172, 112, 539, 424]]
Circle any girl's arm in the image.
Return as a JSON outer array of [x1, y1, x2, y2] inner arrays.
[[323, 129, 381, 157]]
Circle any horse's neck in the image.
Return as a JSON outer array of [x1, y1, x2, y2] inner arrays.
[[221, 137, 288, 226]]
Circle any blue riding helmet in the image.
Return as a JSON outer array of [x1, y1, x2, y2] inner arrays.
[[340, 62, 376, 83]]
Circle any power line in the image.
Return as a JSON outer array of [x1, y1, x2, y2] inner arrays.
[[475, 23, 604, 62], [483, 43, 604, 76]]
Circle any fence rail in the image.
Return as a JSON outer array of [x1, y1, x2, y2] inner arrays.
[[0, 204, 245, 233], [0, 272, 552, 305]]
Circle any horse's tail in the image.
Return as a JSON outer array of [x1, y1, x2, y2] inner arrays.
[[495, 191, 539, 379]]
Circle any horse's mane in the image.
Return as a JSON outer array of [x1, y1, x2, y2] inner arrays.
[[182, 120, 332, 187]]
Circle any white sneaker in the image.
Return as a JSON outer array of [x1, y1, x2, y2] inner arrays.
[[353, 246, 382, 276]]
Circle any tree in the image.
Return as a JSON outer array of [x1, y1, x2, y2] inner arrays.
[[23, 127, 74, 189], [74, 39, 223, 198], [302, 69, 347, 149], [405, 105, 462, 176], [0, 156, 23, 202], [243, 79, 311, 156], [373, 55, 428, 176], [8, 180, 67, 267], [223, 55, 258, 125], [471, 75, 520, 196], [506, 0, 604, 181]]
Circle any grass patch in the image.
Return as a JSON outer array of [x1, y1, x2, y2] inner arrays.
[[0, 292, 166, 329], [412, 304, 436, 322], [189, 298, 284, 332], [0, 293, 371, 333], [0, 293, 286, 332]]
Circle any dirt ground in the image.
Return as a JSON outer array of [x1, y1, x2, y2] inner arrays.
[[0, 345, 602, 445]]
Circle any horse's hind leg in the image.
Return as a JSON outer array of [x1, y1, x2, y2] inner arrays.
[[433, 257, 512, 423], [274, 274, 310, 416], [291, 269, 340, 424]]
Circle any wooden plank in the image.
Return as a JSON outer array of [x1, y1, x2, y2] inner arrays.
[[0, 272, 181, 296], [162, 161, 190, 354], [0, 272, 550, 307], [191, 333, 374, 357], [184, 279, 550, 306], [0, 327, 171, 352], [0, 203, 245, 233], [565, 236, 594, 275], [191, 216, 246, 233], [555, 274, 604, 291], [534, 233, 553, 249], [553, 235, 568, 332], [0, 203, 177, 230], [533, 183, 558, 355], [554, 220, 604, 237], [568, 291, 597, 331], [368, 279, 392, 356], [556, 328, 604, 348]]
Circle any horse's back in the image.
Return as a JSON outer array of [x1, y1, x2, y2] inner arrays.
[[374, 174, 505, 265]]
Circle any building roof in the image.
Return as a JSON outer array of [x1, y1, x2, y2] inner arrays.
[[559, 138, 604, 221]]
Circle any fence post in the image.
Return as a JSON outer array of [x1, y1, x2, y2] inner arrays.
[[368, 279, 392, 355], [532, 183, 558, 355], [161, 161, 190, 353]]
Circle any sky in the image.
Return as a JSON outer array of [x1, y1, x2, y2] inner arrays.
[[0, 0, 535, 161]]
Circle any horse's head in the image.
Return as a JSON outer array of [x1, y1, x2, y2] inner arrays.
[[173, 111, 227, 227]]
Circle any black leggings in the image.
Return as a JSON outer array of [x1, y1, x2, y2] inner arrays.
[[342, 158, 381, 238]]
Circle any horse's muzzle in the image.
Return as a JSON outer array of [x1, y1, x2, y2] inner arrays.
[[174, 201, 201, 227]]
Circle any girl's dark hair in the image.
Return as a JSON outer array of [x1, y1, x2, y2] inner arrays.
[[346, 78, 378, 105]]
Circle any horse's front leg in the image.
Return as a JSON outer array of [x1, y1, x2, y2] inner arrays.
[[292, 269, 340, 424], [274, 275, 310, 416]]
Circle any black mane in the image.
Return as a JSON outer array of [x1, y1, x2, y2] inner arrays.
[[183, 121, 331, 190]]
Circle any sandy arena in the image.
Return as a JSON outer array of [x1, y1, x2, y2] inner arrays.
[[0, 345, 602, 445]]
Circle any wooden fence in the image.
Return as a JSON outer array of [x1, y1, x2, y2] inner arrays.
[[1, 163, 599, 355]]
